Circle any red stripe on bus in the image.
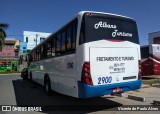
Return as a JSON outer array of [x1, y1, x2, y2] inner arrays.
[[106, 39, 124, 42], [149, 53, 160, 61]]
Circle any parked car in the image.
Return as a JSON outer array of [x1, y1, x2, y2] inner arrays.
[[20, 68, 28, 80]]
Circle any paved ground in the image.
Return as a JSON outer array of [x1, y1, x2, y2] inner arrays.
[[0, 74, 160, 114], [142, 75, 160, 79], [123, 84, 160, 104]]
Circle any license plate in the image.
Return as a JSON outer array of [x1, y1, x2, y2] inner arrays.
[[112, 88, 122, 94]]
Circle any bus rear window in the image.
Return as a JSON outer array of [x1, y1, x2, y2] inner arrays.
[[141, 46, 149, 59], [80, 13, 139, 44]]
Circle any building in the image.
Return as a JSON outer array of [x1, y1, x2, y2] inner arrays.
[[149, 31, 160, 44], [20, 42, 27, 55], [0, 38, 20, 72], [23, 31, 51, 53]]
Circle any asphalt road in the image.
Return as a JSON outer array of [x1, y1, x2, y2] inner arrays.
[[0, 74, 160, 114]]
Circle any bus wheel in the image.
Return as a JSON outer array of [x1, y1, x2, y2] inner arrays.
[[44, 76, 51, 95], [29, 72, 32, 81]]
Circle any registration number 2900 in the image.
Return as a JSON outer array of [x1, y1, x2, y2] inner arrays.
[[98, 76, 112, 84]]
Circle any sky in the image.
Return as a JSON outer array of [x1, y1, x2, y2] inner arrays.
[[1, 0, 160, 45]]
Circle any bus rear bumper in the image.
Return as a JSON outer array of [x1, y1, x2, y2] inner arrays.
[[78, 79, 142, 98]]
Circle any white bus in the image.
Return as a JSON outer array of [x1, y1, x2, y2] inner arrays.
[[27, 11, 142, 98]]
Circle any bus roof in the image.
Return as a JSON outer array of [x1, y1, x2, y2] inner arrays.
[[140, 45, 149, 48], [30, 11, 135, 53], [78, 11, 133, 20]]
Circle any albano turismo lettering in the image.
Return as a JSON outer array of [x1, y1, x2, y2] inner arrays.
[[112, 30, 132, 38], [94, 21, 133, 38], [94, 21, 117, 29]]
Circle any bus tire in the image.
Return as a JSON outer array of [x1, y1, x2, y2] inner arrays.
[[29, 72, 32, 81], [22, 75, 26, 80], [44, 76, 51, 95], [23, 75, 28, 80]]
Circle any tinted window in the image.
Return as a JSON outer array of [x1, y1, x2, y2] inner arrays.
[[56, 34, 61, 55], [43, 44, 47, 58], [30, 19, 78, 61], [72, 24, 77, 50], [61, 31, 66, 52], [52, 38, 56, 57], [141, 46, 149, 59], [154, 37, 160, 44], [67, 27, 72, 50], [47, 41, 52, 58], [80, 13, 139, 44]]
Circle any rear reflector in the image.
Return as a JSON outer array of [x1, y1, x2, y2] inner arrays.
[[112, 88, 122, 94], [138, 60, 142, 79], [106, 39, 124, 42], [81, 62, 93, 85]]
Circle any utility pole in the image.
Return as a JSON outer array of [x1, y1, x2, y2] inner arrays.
[[35, 34, 38, 46]]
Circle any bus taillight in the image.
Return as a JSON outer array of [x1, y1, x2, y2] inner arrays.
[[87, 12, 92, 16], [81, 62, 93, 85], [138, 60, 142, 79]]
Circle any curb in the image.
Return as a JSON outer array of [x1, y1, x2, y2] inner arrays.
[[113, 93, 123, 97], [128, 95, 145, 102], [153, 100, 160, 105], [0, 73, 20, 75], [142, 84, 151, 88]]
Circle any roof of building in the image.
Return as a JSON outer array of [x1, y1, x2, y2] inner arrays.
[[4, 38, 16, 44]]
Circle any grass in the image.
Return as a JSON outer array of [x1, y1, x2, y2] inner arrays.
[[142, 78, 160, 85], [0, 71, 20, 74]]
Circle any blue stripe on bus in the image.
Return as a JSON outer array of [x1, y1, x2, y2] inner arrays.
[[78, 79, 142, 98]]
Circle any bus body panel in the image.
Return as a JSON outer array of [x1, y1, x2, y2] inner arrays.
[[77, 40, 140, 80], [90, 47, 138, 85], [77, 40, 141, 98], [141, 44, 160, 75], [150, 44, 160, 75], [30, 54, 78, 98], [78, 79, 142, 98]]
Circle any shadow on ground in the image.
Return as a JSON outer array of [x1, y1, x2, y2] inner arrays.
[[12, 79, 122, 113]]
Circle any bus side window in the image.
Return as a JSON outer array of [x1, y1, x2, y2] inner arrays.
[[72, 23, 77, 51], [52, 38, 56, 57], [37, 48, 40, 60], [43, 44, 47, 59], [141, 46, 149, 59], [29, 54, 33, 62], [35, 49, 37, 61], [61, 31, 66, 53], [47, 41, 52, 58], [79, 19, 85, 45], [67, 27, 72, 51], [56, 34, 62, 56], [33, 52, 35, 61]]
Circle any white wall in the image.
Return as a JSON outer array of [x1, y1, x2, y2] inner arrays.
[[23, 31, 51, 50]]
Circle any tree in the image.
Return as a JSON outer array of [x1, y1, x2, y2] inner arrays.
[[0, 23, 9, 51]]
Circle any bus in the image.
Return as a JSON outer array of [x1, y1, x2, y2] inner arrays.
[[141, 44, 160, 76], [27, 11, 141, 98]]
